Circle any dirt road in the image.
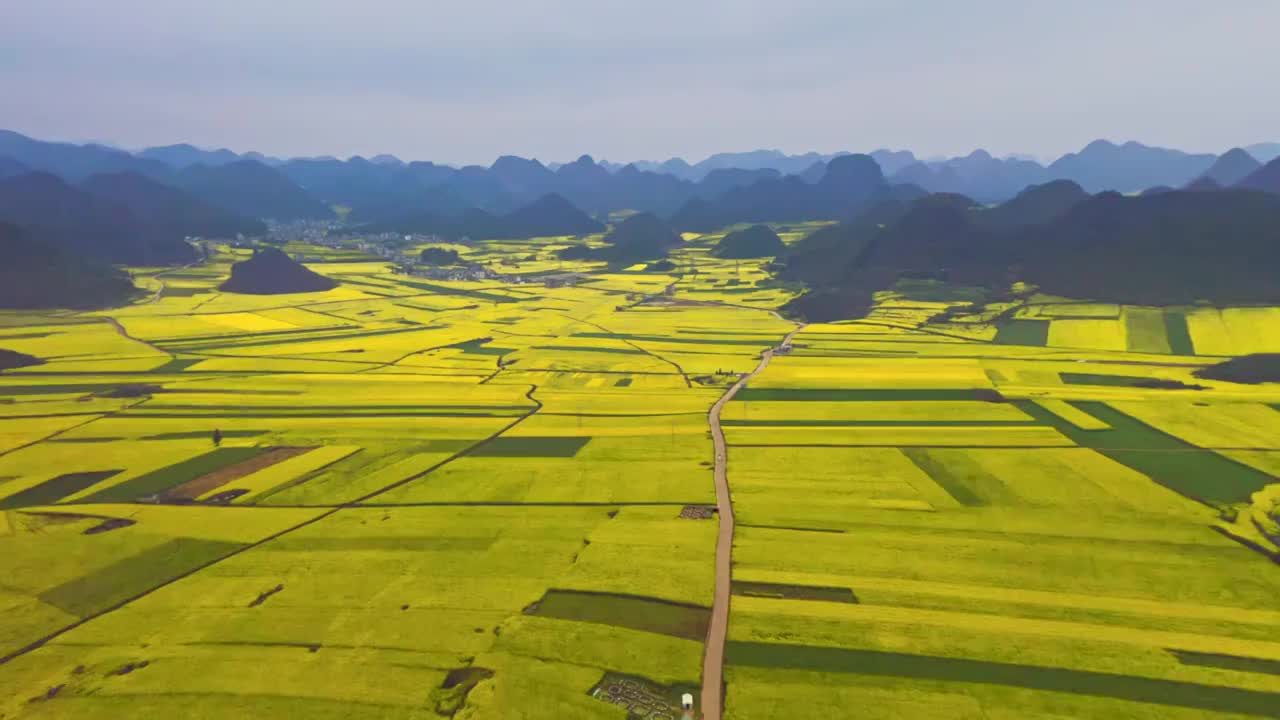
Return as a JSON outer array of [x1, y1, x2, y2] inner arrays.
[[699, 324, 804, 720]]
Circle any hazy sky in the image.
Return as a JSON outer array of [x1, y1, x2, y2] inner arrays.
[[3, 1, 1278, 165]]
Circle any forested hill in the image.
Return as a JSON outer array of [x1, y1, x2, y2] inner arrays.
[[219, 248, 339, 295], [0, 222, 140, 309], [780, 188, 1280, 321], [0, 173, 197, 265]]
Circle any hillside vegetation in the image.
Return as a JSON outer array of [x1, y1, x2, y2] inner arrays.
[[711, 225, 785, 258], [0, 222, 140, 309]]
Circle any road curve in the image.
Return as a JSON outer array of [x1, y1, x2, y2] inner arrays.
[[699, 324, 805, 720]]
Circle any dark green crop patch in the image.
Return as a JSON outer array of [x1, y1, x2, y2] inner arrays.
[[994, 319, 1049, 346], [726, 642, 1280, 717], [526, 589, 710, 641], [732, 580, 857, 603], [0, 470, 123, 509], [39, 539, 245, 617], [79, 447, 268, 503], [471, 436, 591, 458]]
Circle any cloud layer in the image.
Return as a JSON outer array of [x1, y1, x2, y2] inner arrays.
[[3, 0, 1277, 164]]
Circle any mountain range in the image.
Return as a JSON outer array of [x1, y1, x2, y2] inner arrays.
[[3, 129, 1280, 279], [5, 130, 1279, 223]]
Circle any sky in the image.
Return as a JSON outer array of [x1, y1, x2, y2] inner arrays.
[[3, 0, 1278, 166]]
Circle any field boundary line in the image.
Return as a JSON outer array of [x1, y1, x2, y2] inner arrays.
[[0, 386, 543, 667], [560, 313, 692, 388]]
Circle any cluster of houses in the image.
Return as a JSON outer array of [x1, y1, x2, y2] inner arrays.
[[265, 219, 344, 245]]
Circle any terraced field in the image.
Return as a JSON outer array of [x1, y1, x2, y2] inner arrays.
[[1, 244, 1278, 719]]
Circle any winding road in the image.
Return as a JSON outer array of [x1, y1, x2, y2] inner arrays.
[[699, 324, 805, 720]]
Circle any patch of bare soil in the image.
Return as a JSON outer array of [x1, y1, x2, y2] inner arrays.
[[162, 447, 313, 501], [679, 505, 716, 520]]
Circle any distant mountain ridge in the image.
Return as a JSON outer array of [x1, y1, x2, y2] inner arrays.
[[4, 129, 1280, 230], [139, 144, 243, 169], [360, 192, 604, 240], [0, 130, 170, 182], [80, 172, 267, 239], [176, 160, 334, 221], [1046, 140, 1216, 193], [1197, 148, 1261, 187], [670, 154, 916, 231], [1236, 157, 1280, 195]]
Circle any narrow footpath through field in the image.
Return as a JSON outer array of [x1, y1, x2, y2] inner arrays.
[[700, 323, 805, 720]]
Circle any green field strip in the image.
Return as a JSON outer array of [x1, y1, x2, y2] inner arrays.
[[726, 642, 1280, 716], [735, 389, 994, 402], [348, 501, 695, 510], [148, 358, 204, 373], [137, 403, 533, 412], [572, 332, 773, 346], [257, 535, 495, 552], [152, 324, 354, 346], [787, 349, 921, 357], [332, 276, 407, 291], [1032, 399, 1110, 430], [124, 410, 523, 419], [0, 470, 123, 509], [994, 319, 1050, 346], [901, 449, 1002, 506], [0, 383, 145, 397], [470, 436, 591, 457], [1060, 373, 1176, 387], [737, 523, 847, 534], [390, 279, 520, 303], [1123, 307, 1173, 354], [677, 329, 790, 337], [157, 286, 208, 297], [1164, 311, 1196, 356], [1016, 400, 1273, 505], [38, 538, 246, 617], [79, 447, 268, 503], [1169, 650, 1280, 676], [0, 412, 104, 420], [732, 580, 857, 603], [721, 420, 1039, 428], [175, 324, 445, 352], [526, 589, 710, 641], [531, 345, 646, 355], [392, 302, 442, 314], [539, 412, 704, 418], [732, 443, 1079, 450], [452, 338, 514, 356], [143, 430, 269, 440]]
